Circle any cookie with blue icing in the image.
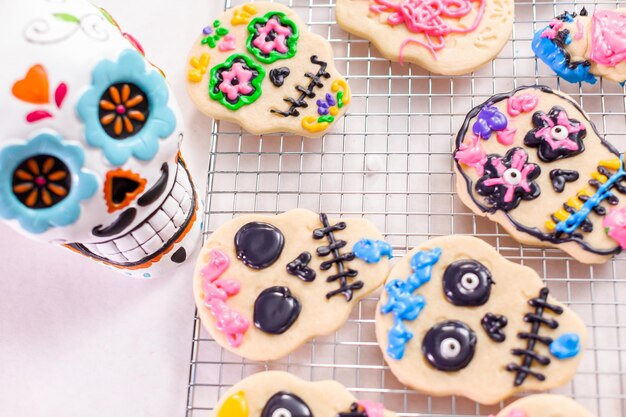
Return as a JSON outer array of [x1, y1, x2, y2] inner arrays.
[[193, 208, 391, 361], [375, 235, 587, 405]]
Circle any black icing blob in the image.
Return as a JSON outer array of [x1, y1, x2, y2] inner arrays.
[[261, 392, 313, 417], [422, 320, 477, 372], [442, 260, 493, 306], [286, 252, 316, 282], [481, 313, 508, 343], [234, 222, 285, 269], [269, 67, 291, 87], [254, 287, 301, 334], [549, 169, 579, 193], [524, 106, 586, 162]]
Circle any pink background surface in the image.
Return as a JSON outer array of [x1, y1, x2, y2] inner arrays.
[[0, 1, 219, 415]]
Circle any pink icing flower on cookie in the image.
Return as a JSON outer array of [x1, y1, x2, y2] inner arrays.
[[524, 106, 586, 162], [218, 61, 255, 101], [455, 135, 488, 175], [604, 207, 626, 249], [252, 15, 293, 54], [507, 93, 539, 117]]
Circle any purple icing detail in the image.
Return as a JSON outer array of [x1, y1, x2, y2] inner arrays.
[[316, 93, 337, 116], [203, 26, 213, 35], [473, 105, 508, 139]]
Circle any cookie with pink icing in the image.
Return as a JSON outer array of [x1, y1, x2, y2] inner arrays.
[[454, 85, 626, 264], [186, 2, 350, 137], [493, 394, 595, 417], [336, 0, 514, 75], [533, 8, 626, 84], [211, 372, 396, 417]]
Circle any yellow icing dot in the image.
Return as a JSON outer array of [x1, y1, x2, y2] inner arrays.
[[218, 391, 248, 417], [329, 106, 339, 116], [331, 79, 351, 105], [554, 208, 570, 222], [567, 196, 583, 210], [302, 116, 330, 133], [231, 4, 258, 25], [598, 158, 622, 171], [545, 220, 556, 231], [188, 53, 211, 83], [591, 171, 608, 183]]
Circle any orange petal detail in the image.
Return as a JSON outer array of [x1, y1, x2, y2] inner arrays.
[[47, 171, 67, 181], [14, 169, 34, 181], [114, 116, 123, 136], [109, 86, 121, 104], [101, 113, 116, 126], [123, 116, 134, 134], [42, 157, 55, 174], [25, 189, 38, 207], [27, 159, 40, 175], [47, 183, 67, 197], [121, 84, 131, 103], [100, 100, 116, 111], [41, 188, 52, 206], [127, 110, 145, 122], [13, 183, 33, 194], [125, 95, 144, 108]]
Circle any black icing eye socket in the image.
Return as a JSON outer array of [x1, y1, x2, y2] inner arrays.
[[422, 320, 477, 372], [261, 392, 312, 417], [254, 286, 301, 335], [12, 155, 72, 209], [234, 222, 285, 269], [442, 260, 493, 306]]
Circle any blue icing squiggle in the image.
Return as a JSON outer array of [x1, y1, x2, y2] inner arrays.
[[532, 27, 596, 85], [353, 239, 393, 263], [550, 333, 581, 359], [556, 157, 626, 234], [381, 247, 442, 360]]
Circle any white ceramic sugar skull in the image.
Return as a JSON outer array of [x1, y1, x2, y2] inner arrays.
[[0, 0, 201, 278], [454, 86, 626, 264], [375, 236, 587, 405], [186, 2, 351, 137]]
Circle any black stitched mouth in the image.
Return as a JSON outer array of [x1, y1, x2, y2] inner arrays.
[[506, 287, 563, 386], [68, 157, 196, 267]]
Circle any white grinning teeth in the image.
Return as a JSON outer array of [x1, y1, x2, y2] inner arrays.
[[83, 162, 195, 264]]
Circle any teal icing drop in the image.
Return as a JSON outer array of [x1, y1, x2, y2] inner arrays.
[[353, 239, 393, 263], [550, 333, 581, 359]]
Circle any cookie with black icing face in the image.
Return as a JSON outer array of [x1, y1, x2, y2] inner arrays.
[[375, 235, 586, 405], [192, 209, 391, 361], [494, 394, 595, 417], [454, 85, 626, 264], [186, 2, 350, 137], [533, 8, 626, 84], [212, 371, 396, 417]]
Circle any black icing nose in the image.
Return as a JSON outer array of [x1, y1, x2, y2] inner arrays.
[[261, 392, 312, 417], [481, 313, 508, 343], [422, 320, 477, 372]]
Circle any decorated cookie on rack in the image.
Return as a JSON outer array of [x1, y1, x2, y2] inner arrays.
[[192, 208, 391, 360], [454, 85, 626, 264], [493, 394, 595, 417], [211, 371, 396, 417], [533, 9, 626, 84], [375, 235, 586, 405], [186, 2, 351, 137], [335, 0, 514, 75], [0, 0, 201, 278]]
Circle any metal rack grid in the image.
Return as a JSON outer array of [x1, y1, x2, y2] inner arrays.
[[186, 0, 626, 416]]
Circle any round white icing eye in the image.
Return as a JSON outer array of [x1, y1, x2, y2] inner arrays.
[[551, 125, 569, 140], [461, 272, 480, 291], [272, 408, 292, 417], [440, 338, 462, 359], [503, 168, 522, 185]]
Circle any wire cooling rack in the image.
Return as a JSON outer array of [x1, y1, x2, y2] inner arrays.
[[186, 1, 626, 416]]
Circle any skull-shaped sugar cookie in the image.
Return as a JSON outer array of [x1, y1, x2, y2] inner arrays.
[[192, 209, 391, 361], [0, 0, 201, 278], [494, 395, 595, 417], [454, 85, 626, 264], [186, 2, 351, 137], [375, 236, 586, 405], [336, 0, 514, 75], [533, 9, 626, 84], [212, 371, 397, 417]]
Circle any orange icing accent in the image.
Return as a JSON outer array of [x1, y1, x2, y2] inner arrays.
[[12, 65, 50, 104], [103, 168, 147, 213]]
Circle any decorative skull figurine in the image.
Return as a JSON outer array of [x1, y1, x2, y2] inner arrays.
[[186, 2, 351, 137], [454, 85, 626, 264], [375, 236, 586, 405], [0, 0, 201, 278]]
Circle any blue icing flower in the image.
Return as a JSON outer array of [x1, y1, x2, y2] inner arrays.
[[532, 28, 596, 85], [77, 49, 177, 166], [549, 333, 581, 359], [353, 239, 393, 263], [0, 132, 98, 234], [472, 105, 508, 139]]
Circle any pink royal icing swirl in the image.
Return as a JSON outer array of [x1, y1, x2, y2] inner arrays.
[[370, 0, 486, 62], [603, 206, 626, 249], [590, 10, 626, 66], [252, 16, 293, 54], [535, 110, 585, 152], [507, 93, 539, 117], [218, 62, 254, 101], [455, 134, 488, 175], [201, 249, 250, 348]]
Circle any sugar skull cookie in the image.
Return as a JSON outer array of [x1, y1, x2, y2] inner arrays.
[[193, 209, 391, 361], [335, 0, 514, 75], [211, 372, 396, 417], [533, 9, 626, 84], [494, 394, 594, 417], [375, 236, 586, 405], [186, 3, 351, 137], [454, 85, 626, 264], [0, 0, 201, 278]]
